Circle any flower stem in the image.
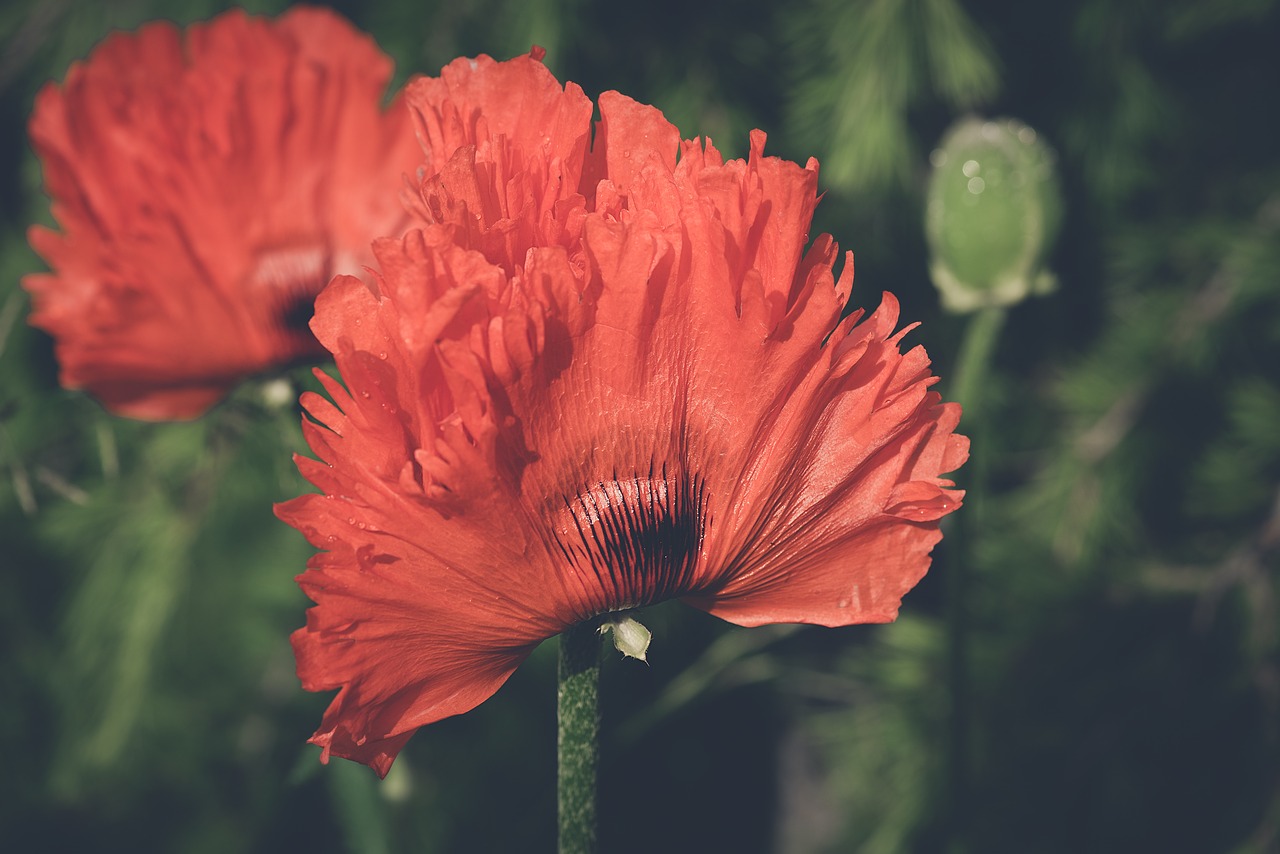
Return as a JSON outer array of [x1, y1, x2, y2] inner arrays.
[[558, 622, 602, 854], [952, 305, 1006, 429], [945, 304, 1006, 852]]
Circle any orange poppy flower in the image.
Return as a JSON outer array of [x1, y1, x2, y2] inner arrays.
[[23, 7, 419, 420], [278, 51, 968, 776]]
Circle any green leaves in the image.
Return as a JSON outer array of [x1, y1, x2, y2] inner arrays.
[[788, 0, 999, 195]]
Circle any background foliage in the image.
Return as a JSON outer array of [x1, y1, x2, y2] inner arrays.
[[2, 1, 1278, 851]]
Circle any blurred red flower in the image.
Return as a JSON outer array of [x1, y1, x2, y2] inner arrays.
[[23, 7, 419, 420], [278, 51, 968, 776]]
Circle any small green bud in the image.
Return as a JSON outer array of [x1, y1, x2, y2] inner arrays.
[[925, 117, 1063, 313], [598, 613, 651, 662]]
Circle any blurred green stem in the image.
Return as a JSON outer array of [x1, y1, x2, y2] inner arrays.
[[952, 305, 1006, 429], [558, 622, 602, 854], [946, 304, 1006, 852]]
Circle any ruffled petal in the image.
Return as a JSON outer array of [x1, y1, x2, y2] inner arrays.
[[402, 50, 594, 274], [23, 8, 420, 419], [283, 50, 967, 774]]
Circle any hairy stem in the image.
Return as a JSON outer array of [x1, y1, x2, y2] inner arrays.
[[558, 622, 602, 854]]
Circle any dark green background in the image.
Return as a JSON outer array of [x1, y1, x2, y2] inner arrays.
[[2, 1, 1278, 851]]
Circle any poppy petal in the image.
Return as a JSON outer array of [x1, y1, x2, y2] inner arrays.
[[282, 51, 967, 774], [23, 8, 420, 419]]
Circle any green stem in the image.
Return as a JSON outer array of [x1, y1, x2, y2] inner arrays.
[[558, 622, 602, 854], [951, 305, 1006, 428], [946, 304, 1006, 853]]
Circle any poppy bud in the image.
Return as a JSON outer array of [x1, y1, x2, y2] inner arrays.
[[925, 117, 1062, 313]]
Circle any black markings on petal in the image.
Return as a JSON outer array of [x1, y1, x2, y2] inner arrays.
[[553, 460, 707, 610], [249, 243, 334, 340], [279, 290, 320, 335]]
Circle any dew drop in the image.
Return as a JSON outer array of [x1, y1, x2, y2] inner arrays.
[[378, 351, 388, 360], [360, 390, 371, 399]]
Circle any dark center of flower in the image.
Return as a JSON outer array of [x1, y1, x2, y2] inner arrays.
[[553, 461, 707, 614], [249, 244, 334, 346]]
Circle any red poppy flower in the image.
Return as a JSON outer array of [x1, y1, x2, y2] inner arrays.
[[277, 51, 968, 776], [23, 7, 419, 420]]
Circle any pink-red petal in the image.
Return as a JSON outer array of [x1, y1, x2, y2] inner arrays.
[[24, 8, 419, 419], [282, 50, 967, 775]]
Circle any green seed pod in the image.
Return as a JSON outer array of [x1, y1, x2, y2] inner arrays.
[[925, 117, 1063, 313]]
